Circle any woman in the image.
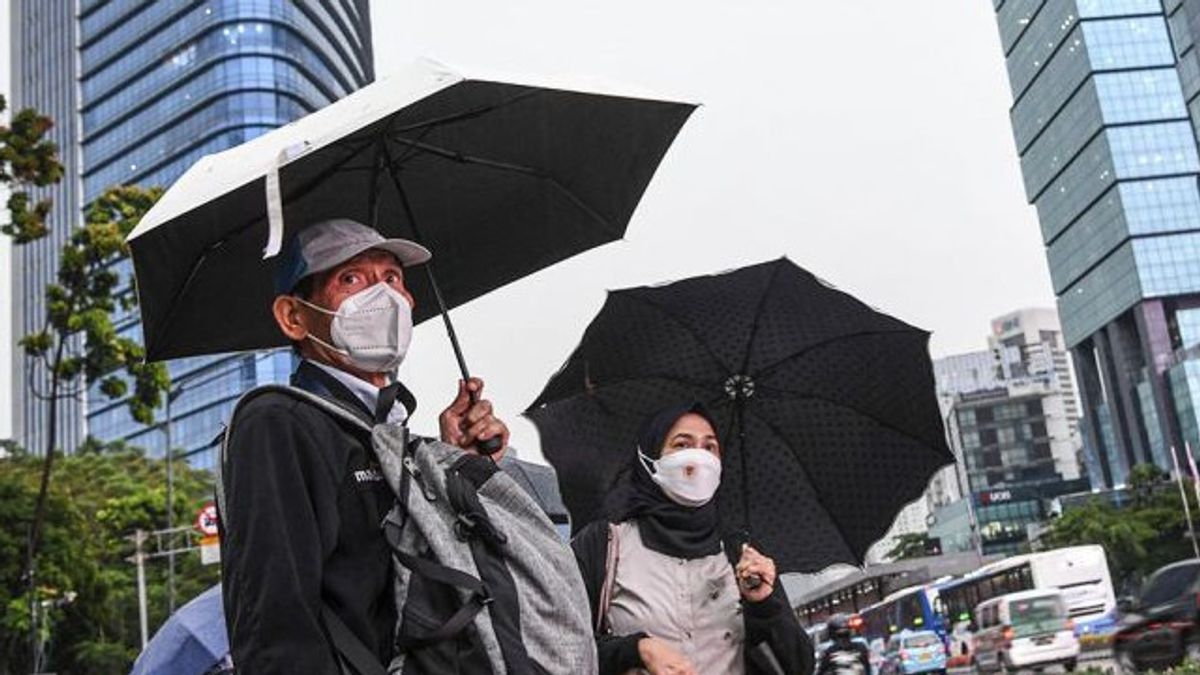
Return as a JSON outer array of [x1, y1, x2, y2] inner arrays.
[[572, 403, 814, 675]]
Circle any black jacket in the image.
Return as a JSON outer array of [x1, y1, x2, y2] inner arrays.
[[571, 520, 814, 675], [220, 362, 406, 674]]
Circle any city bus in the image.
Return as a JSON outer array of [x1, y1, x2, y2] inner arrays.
[[934, 545, 1116, 638], [858, 581, 954, 645]]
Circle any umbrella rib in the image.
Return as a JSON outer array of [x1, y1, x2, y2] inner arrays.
[[279, 138, 377, 206], [737, 260, 786, 374], [740, 405, 858, 563], [754, 383, 948, 455], [390, 89, 545, 133], [751, 327, 927, 381], [386, 135, 624, 239], [619, 292, 739, 375], [529, 373, 720, 413]]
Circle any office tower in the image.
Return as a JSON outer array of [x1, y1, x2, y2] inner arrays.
[[994, 0, 1200, 488], [8, 1, 84, 456], [935, 309, 1088, 555], [11, 0, 373, 467]]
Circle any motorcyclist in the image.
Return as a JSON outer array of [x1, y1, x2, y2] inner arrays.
[[817, 614, 871, 675]]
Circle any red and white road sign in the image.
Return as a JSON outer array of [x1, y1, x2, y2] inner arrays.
[[195, 502, 220, 536]]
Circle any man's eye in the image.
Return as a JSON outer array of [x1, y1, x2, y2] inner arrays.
[[341, 273, 359, 285]]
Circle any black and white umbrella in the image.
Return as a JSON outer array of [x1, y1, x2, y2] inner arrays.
[[127, 59, 695, 388]]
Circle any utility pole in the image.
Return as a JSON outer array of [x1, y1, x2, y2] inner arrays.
[[125, 522, 207, 650], [165, 392, 175, 614], [128, 529, 150, 649], [1169, 447, 1200, 559]]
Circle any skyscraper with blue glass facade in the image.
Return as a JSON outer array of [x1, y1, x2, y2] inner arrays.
[[994, 0, 1200, 488], [9, 1, 86, 459], [12, 0, 373, 467]]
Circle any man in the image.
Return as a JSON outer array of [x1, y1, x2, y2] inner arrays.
[[220, 218, 510, 674], [816, 615, 871, 675]]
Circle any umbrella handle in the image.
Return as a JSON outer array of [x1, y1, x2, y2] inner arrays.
[[476, 432, 504, 455], [741, 574, 764, 591]]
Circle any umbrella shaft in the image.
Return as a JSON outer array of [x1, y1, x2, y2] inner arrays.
[[383, 141, 500, 454], [423, 264, 474, 385]]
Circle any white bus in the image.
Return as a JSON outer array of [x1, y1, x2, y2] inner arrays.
[[935, 546, 1116, 636]]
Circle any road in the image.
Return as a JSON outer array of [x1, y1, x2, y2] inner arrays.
[[947, 650, 1117, 674]]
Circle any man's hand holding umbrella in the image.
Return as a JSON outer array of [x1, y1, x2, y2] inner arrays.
[[440, 377, 510, 457]]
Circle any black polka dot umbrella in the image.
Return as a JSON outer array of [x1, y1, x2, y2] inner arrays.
[[525, 258, 954, 573]]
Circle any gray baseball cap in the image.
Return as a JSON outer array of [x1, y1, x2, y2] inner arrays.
[[275, 218, 431, 294]]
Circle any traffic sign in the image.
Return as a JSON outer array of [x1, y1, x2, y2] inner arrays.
[[200, 535, 221, 565], [195, 502, 220, 536]]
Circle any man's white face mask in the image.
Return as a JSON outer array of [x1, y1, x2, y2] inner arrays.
[[298, 282, 413, 373], [639, 447, 723, 507]]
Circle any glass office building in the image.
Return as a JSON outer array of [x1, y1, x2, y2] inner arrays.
[[13, 0, 373, 466], [9, 2, 86, 457], [994, 0, 1200, 487]]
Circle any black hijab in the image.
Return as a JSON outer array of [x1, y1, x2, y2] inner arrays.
[[604, 402, 723, 559]]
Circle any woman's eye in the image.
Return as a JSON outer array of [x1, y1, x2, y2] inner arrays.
[[341, 273, 359, 285]]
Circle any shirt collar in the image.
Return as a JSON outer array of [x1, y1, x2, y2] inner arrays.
[[306, 360, 409, 425]]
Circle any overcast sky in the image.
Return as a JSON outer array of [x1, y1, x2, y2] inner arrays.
[[0, 2, 1050, 459], [371, 1, 1053, 460]]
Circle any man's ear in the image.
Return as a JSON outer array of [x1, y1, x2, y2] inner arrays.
[[273, 296, 309, 341]]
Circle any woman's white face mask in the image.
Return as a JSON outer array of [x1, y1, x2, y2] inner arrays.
[[297, 282, 413, 373], [639, 447, 722, 507]]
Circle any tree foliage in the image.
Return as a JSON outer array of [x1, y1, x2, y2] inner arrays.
[[1, 93, 170, 596], [885, 532, 934, 562], [0, 94, 62, 243], [0, 443, 220, 674], [1043, 463, 1198, 590]]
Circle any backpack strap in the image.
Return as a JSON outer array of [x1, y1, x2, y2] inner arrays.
[[383, 517, 494, 651], [321, 604, 388, 675], [215, 384, 372, 528], [596, 522, 621, 634]]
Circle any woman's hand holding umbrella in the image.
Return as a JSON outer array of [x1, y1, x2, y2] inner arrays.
[[736, 544, 777, 603]]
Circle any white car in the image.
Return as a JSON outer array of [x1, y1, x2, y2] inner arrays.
[[972, 589, 1080, 673]]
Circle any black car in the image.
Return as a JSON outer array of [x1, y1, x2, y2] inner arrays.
[[1113, 559, 1200, 672]]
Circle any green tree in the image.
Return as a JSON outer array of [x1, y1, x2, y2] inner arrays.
[[2, 94, 172, 672], [0, 94, 62, 242], [0, 443, 220, 674], [886, 532, 934, 561], [1043, 463, 1196, 588]]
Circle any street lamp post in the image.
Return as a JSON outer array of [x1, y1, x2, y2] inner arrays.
[[165, 389, 177, 614], [160, 360, 245, 613]]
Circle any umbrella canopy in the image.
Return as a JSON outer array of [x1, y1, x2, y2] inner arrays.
[[525, 258, 954, 573], [129, 584, 228, 675], [128, 59, 695, 361]]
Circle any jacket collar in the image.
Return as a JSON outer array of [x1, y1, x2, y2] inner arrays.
[[292, 360, 418, 424]]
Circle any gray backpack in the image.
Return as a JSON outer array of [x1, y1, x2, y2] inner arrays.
[[217, 386, 597, 675]]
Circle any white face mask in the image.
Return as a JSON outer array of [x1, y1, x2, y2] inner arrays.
[[298, 282, 413, 373], [640, 447, 722, 507]]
